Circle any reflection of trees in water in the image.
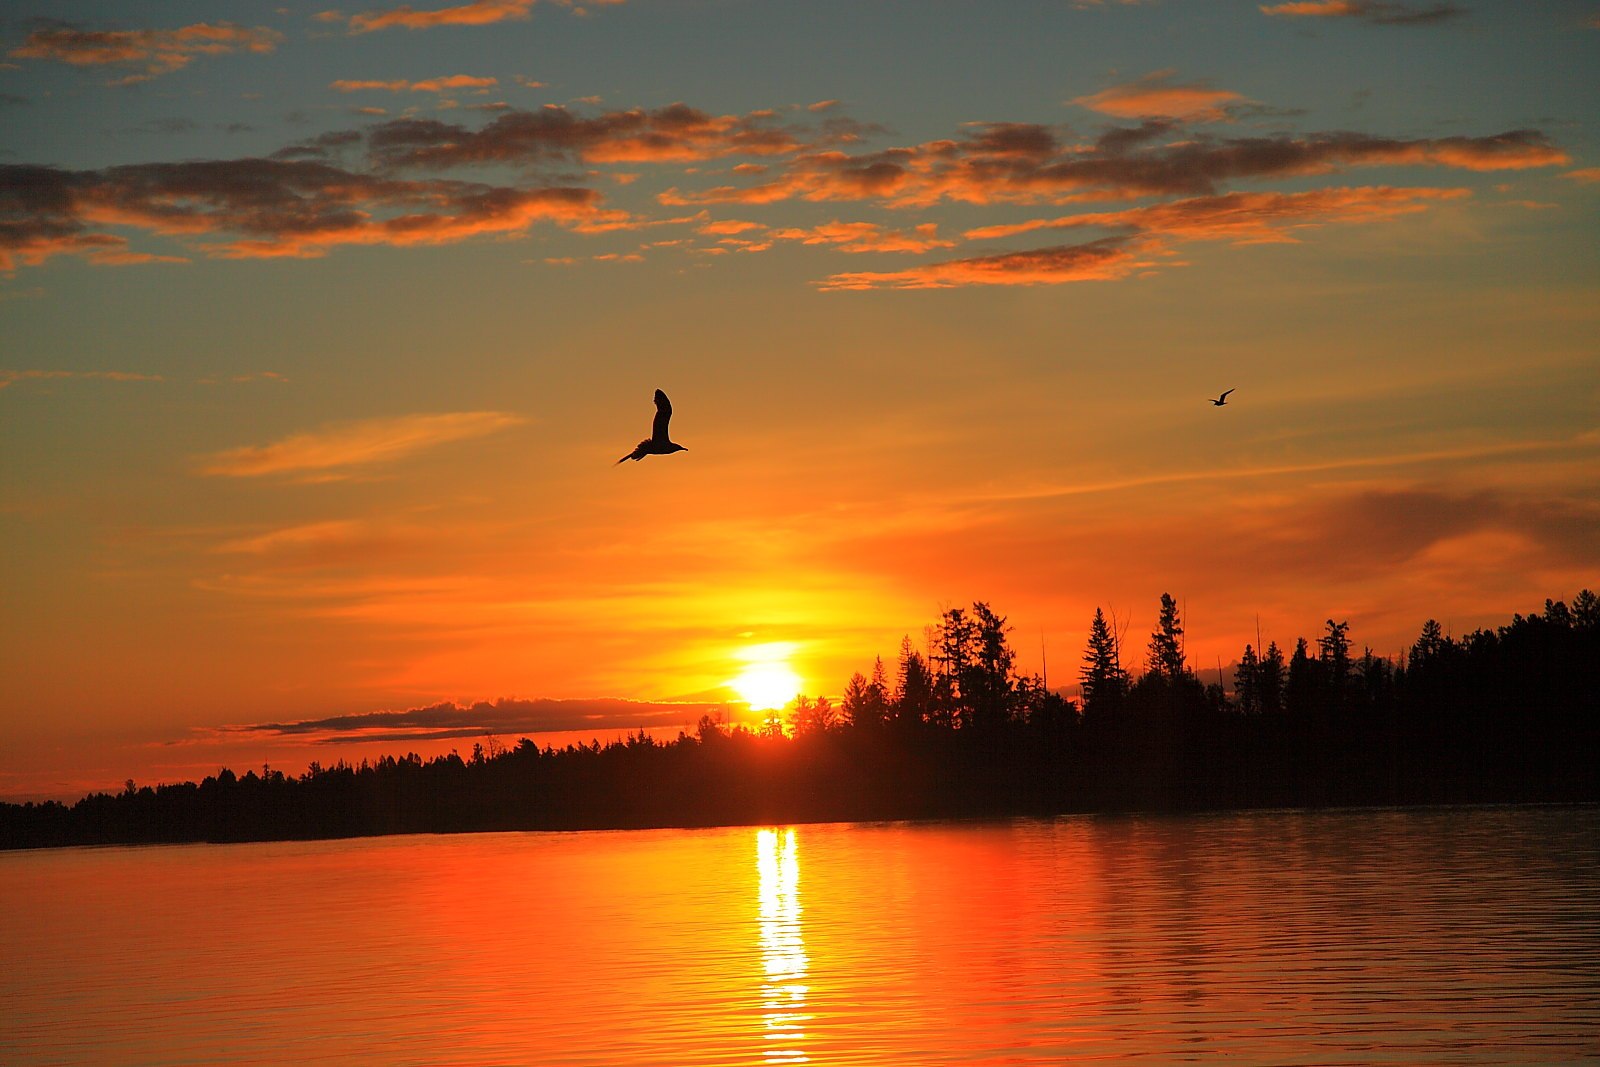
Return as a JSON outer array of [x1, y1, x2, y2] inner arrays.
[[758, 828, 808, 1065]]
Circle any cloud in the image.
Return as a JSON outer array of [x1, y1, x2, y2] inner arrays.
[[0, 369, 164, 390], [817, 234, 1154, 290], [222, 696, 732, 742], [366, 103, 809, 168], [198, 411, 525, 478], [8, 20, 283, 83], [963, 185, 1470, 244], [330, 75, 498, 93], [0, 159, 616, 269], [1073, 70, 1248, 122], [697, 218, 765, 236], [763, 220, 955, 254], [660, 124, 1566, 209], [328, 0, 623, 34], [1259, 1, 1465, 25], [1563, 167, 1600, 183], [212, 519, 424, 567]]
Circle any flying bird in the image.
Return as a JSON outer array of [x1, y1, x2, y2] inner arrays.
[[617, 388, 688, 464], [1209, 388, 1235, 407]]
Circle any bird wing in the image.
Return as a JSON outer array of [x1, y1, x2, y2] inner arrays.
[[1220, 388, 1235, 400], [651, 389, 673, 443]]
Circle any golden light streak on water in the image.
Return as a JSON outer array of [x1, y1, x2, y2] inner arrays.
[[757, 828, 809, 1065]]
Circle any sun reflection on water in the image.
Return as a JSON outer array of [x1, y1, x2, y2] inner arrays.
[[757, 828, 809, 1065]]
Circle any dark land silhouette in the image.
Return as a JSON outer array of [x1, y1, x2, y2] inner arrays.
[[4, 589, 1597, 850]]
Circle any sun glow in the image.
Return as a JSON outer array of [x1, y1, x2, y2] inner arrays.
[[731, 643, 804, 711]]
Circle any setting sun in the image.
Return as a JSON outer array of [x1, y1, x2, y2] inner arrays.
[[731, 644, 804, 711]]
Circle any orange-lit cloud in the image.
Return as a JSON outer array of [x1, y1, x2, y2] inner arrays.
[[330, 75, 498, 92], [327, 0, 623, 34], [698, 218, 765, 236], [198, 411, 526, 479], [818, 235, 1154, 290], [963, 185, 1469, 244], [766, 221, 954, 254], [212, 520, 419, 565], [0, 160, 616, 267], [1563, 167, 1600, 183], [1073, 71, 1248, 122], [661, 125, 1566, 209], [8, 21, 283, 83], [1259, 1, 1464, 24], [0, 105, 1571, 279]]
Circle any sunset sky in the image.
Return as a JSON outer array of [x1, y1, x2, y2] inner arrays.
[[2, 0, 1597, 799]]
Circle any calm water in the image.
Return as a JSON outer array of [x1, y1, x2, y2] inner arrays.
[[3, 807, 1597, 1065]]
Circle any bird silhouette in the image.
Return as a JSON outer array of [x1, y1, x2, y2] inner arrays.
[[1209, 388, 1235, 407], [616, 389, 688, 463]]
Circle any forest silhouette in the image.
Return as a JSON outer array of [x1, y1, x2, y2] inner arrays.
[[4, 589, 1596, 849]]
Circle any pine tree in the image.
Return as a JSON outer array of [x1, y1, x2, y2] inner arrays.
[[1080, 607, 1127, 716], [1258, 640, 1286, 715], [1234, 643, 1261, 715], [895, 635, 933, 727], [965, 601, 1017, 730], [1146, 593, 1185, 681], [1410, 618, 1447, 670], [1286, 637, 1315, 716], [1573, 589, 1599, 629], [1318, 618, 1352, 691], [841, 672, 874, 729]]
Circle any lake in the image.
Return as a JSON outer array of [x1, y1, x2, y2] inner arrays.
[[2, 806, 1596, 1065]]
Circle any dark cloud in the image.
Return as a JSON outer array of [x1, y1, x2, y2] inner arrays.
[[1260, 1, 1466, 26], [964, 185, 1470, 244], [663, 125, 1567, 208], [365, 102, 811, 169], [818, 235, 1151, 290], [271, 129, 363, 161], [0, 158, 613, 269], [8, 19, 283, 83], [226, 696, 734, 743]]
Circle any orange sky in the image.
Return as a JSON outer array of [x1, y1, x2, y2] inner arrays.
[[2, 0, 1597, 799]]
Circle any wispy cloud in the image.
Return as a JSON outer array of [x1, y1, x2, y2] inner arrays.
[[743, 221, 954, 255], [220, 696, 729, 742], [0, 369, 164, 390], [1073, 70, 1248, 122], [821, 185, 1473, 289], [963, 185, 1470, 244], [661, 124, 1566, 209], [198, 411, 525, 479], [818, 235, 1154, 291], [365, 103, 813, 168], [320, 0, 623, 35], [1259, 1, 1465, 25], [8, 20, 283, 84], [0, 160, 617, 268], [330, 75, 497, 93]]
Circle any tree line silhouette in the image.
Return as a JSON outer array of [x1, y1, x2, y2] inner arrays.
[[4, 589, 1596, 849]]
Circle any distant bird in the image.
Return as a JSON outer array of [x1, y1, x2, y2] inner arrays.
[[1209, 388, 1235, 407], [616, 388, 688, 464]]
